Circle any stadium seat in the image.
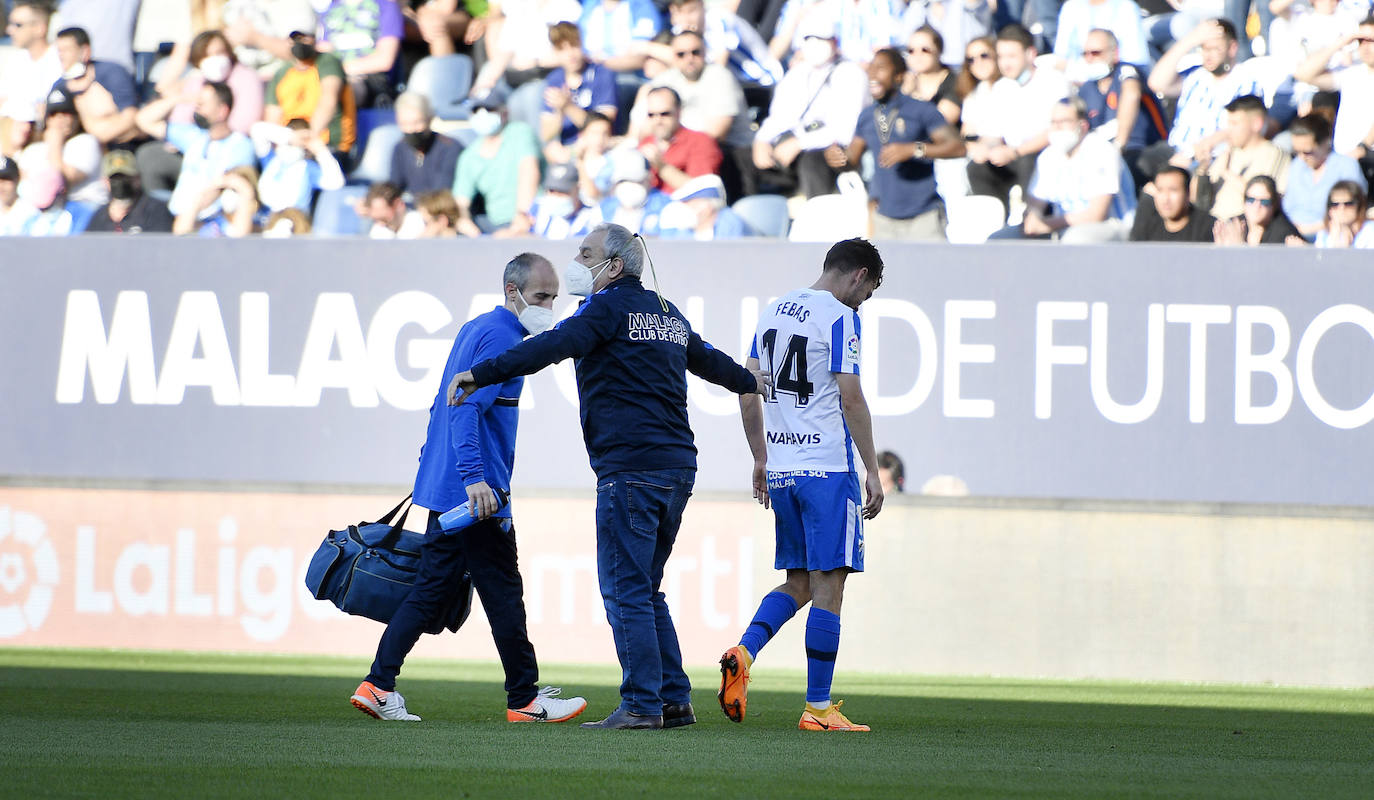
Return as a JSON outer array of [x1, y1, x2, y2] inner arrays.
[[787, 194, 867, 242], [506, 79, 545, 132], [731, 194, 790, 238], [312, 185, 370, 236], [350, 123, 403, 185], [407, 54, 474, 121], [943, 195, 1007, 244]]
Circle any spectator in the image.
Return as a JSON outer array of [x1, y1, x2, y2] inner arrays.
[[770, 0, 904, 68], [1271, 0, 1366, 66], [160, 30, 267, 137], [1283, 112, 1368, 237], [1077, 28, 1168, 192], [901, 26, 961, 126], [900, 0, 994, 69], [1196, 94, 1289, 220], [540, 22, 618, 162], [572, 110, 615, 206], [579, 0, 664, 72], [50, 27, 141, 146], [135, 81, 258, 235], [198, 164, 263, 238], [14, 165, 73, 236], [507, 161, 599, 238], [84, 149, 175, 234], [1054, 0, 1150, 70], [662, 0, 783, 87], [254, 118, 346, 213], [598, 147, 671, 235], [54, 0, 140, 74], [453, 88, 541, 235], [1130, 165, 1217, 241], [1, 0, 62, 157], [877, 449, 905, 493], [402, 0, 478, 63], [1212, 174, 1304, 245], [415, 188, 462, 238], [658, 173, 753, 239], [966, 23, 1070, 215], [317, 0, 405, 107], [362, 180, 425, 238], [221, 1, 319, 77], [753, 13, 868, 198], [636, 86, 723, 193], [993, 97, 1136, 241], [956, 35, 1001, 141], [0, 155, 40, 234], [828, 47, 963, 241], [470, 0, 582, 96], [1314, 180, 1374, 246], [266, 28, 358, 166], [1295, 20, 1374, 188], [263, 206, 313, 237], [19, 87, 106, 219], [390, 91, 461, 195], [1147, 19, 1265, 170]]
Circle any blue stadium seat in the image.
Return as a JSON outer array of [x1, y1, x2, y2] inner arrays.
[[407, 54, 474, 121], [312, 185, 370, 236], [731, 194, 790, 238], [350, 123, 403, 185]]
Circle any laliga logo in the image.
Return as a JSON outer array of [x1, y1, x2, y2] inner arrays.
[[0, 508, 59, 638]]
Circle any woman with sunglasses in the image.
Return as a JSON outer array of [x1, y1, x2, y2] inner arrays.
[[955, 37, 1000, 149], [901, 26, 960, 126], [1212, 175, 1303, 246], [1314, 180, 1374, 248]]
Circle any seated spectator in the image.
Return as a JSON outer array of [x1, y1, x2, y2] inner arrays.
[[636, 87, 722, 193], [572, 110, 616, 206], [662, 0, 783, 87], [161, 30, 266, 137], [254, 118, 347, 213], [0, 1, 62, 157], [770, 0, 903, 68], [540, 22, 618, 163], [196, 164, 263, 238], [453, 88, 541, 235], [1295, 19, 1374, 188], [390, 92, 462, 195], [263, 206, 313, 237], [54, 0, 140, 74], [135, 82, 258, 235], [511, 162, 600, 239], [0, 155, 40, 234], [901, 26, 961, 126], [827, 47, 963, 241], [470, 0, 583, 96], [753, 14, 868, 198], [1077, 28, 1168, 191], [1212, 174, 1304, 245], [19, 87, 105, 220], [1130, 165, 1216, 241], [598, 147, 671, 235], [900, 0, 993, 70], [317, 0, 405, 107], [362, 180, 425, 238], [966, 23, 1070, 215], [658, 173, 753, 239], [1196, 95, 1290, 220], [877, 449, 905, 493], [579, 0, 665, 72], [266, 29, 358, 165], [84, 150, 176, 235], [222, 0, 320, 77], [402, 0, 477, 62], [50, 27, 141, 146], [1283, 112, 1368, 237], [992, 97, 1136, 242], [416, 189, 463, 238], [1314, 180, 1374, 247], [14, 165, 73, 236], [1054, 0, 1149, 71], [956, 35, 1001, 140], [1147, 19, 1267, 170]]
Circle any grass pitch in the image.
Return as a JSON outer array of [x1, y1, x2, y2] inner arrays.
[[1, 649, 1371, 799]]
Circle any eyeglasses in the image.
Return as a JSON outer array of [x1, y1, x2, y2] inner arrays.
[[1244, 196, 1272, 207], [1328, 199, 1357, 208], [1082, 48, 1108, 57], [967, 52, 993, 62], [645, 111, 674, 118], [675, 48, 702, 58], [907, 45, 936, 55]]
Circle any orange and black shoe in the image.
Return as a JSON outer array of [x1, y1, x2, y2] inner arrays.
[[798, 700, 869, 732], [718, 645, 752, 722], [350, 680, 421, 721]]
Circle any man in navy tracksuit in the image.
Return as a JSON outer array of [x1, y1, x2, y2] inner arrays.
[[451, 223, 767, 729], [350, 253, 588, 725]]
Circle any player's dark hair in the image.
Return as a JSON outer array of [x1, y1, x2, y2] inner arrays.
[[873, 47, 906, 76], [365, 181, 404, 205], [504, 252, 547, 292], [206, 81, 234, 112], [1154, 165, 1191, 186], [1289, 113, 1332, 145], [878, 451, 905, 490], [996, 23, 1034, 50], [1211, 18, 1238, 43], [1224, 94, 1265, 115], [823, 238, 884, 282], [56, 26, 90, 48], [647, 85, 682, 110]]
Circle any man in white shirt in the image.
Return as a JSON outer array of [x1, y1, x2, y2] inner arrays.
[[0, 1, 63, 156], [1295, 18, 1374, 187]]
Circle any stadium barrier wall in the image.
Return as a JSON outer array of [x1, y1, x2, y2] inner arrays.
[[1, 486, 1369, 689]]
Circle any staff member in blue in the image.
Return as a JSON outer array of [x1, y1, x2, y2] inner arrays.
[[449, 223, 771, 729], [350, 253, 589, 725]]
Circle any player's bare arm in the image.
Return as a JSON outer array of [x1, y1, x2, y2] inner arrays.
[[836, 372, 883, 519], [739, 357, 770, 509]]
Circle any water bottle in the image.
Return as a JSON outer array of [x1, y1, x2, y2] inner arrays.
[[438, 488, 511, 533]]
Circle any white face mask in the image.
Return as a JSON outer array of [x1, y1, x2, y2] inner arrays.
[[564, 256, 612, 297], [275, 144, 306, 166], [514, 289, 555, 335], [801, 38, 834, 66], [614, 181, 648, 210], [470, 108, 503, 137], [542, 194, 575, 219], [200, 54, 232, 83], [220, 189, 241, 214], [1078, 60, 1111, 83], [1047, 128, 1081, 153], [63, 61, 87, 81]]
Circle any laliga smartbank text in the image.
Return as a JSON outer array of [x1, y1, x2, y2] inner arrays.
[[54, 290, 1374, 428]]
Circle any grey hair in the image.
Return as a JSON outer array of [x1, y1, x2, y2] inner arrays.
[[593, 222, 644, 277], [503, 252, 548, 291], [394, 91, 433, 120]]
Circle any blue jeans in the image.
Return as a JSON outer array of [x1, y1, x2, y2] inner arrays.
[[594, 468, 696, 716]]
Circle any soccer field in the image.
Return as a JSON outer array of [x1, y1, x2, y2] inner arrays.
[[2, 649, 1371, 799]]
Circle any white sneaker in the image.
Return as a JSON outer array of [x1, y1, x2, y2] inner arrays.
[[506, 686, 588, 723], [351, 680, 421, 721]]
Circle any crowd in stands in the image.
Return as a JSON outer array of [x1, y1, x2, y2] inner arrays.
[[1, 0, 1371, 247]]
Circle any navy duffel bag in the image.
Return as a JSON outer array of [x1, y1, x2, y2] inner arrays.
[[304, 495, 473, 634]]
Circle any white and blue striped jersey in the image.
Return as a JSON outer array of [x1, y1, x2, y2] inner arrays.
[[750, 288, 860, 473], [1167, 64, 1265, 151]]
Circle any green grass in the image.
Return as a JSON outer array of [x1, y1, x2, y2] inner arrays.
[[1, 649, 1371, 799]]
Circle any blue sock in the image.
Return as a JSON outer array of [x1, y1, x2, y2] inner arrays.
[[804, 607, 841, 705], [739, 591, 799, 659]]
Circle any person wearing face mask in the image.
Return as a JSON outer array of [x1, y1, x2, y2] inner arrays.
[[657, 173, 754, 239], [388, 91, 462, 196], [254, 117, 346, 213], [265, 30, 358, 169], [84, 148, 175, 235], [1076, 28, 1168, 193], [49, 27, 141, 146], [597, 147, 672, 236], [504, 161, 598, 239], [453, 87, 542, 235], [991, 97, 1136, 241], [448, 223, 770, 729], [18, 87, 105, 225], [350, 253, 591, 726]]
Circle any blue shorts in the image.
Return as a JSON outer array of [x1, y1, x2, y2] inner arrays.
[[767, 470, 864, 573]]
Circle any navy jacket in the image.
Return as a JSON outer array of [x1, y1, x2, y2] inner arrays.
[[389, 134, 463, 196], [470, 277, 758, 478]]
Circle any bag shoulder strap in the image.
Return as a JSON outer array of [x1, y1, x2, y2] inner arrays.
[[377, 494, 415, 551]]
